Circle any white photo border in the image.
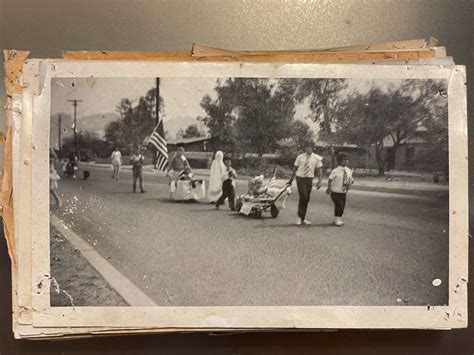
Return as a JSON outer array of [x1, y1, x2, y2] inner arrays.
[[21, 60, 467, 329]]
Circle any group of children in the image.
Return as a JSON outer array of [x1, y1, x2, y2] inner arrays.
[[207, 151, 354, 226]]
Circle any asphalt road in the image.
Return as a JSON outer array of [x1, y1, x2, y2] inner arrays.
[[51, 165, 449, 306]]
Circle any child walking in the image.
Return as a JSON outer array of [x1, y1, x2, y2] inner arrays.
[[326, 152, 353, 226], [215, 156, 237, 211]]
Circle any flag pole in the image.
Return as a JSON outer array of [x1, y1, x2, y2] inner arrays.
[[156, 77, 160, 125], [153, 78, 161, 167]]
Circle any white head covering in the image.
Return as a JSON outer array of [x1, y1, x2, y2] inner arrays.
[[255, 175, 264, 183], [207, 151, 226, 202]]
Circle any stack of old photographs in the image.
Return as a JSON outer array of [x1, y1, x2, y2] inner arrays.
[[1, 38, 468, 339]]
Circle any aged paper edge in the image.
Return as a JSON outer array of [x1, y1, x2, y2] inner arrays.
[[1, 50, 30, 267], [0, 44, 449, 270], [22, 60, 467, 331], [191, 39, 438, 56], [63, 48, 438, 62], [2, 42, 463, 337]]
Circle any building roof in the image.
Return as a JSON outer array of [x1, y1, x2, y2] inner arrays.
[[167, 136, 211, 145]]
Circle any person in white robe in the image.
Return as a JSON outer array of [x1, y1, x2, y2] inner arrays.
[[207, 151, 226, 203]]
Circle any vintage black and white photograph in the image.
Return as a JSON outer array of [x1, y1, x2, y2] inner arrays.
[[46, 74, 451, 309]]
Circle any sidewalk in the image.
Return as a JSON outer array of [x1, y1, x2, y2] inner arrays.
[[79, 162, 448, 197]]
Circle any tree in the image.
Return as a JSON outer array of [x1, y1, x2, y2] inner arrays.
[[199, 78, 297, 157], [199, 93, 237, 154], [293, 78, 348, 132], [177, 123, 205, 139], [277, 120, 315, 166], [105, 88, 165, 152], [104, 120, 126, 149], [62, 131, 111, 160], [288, 120, 315, 151], [332, 79, 448, 176], [382, 79, 447, 170], [334, 88, 389, 175]]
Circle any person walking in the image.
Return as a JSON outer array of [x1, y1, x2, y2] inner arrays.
[[110, 147, 122, 180], [207, 151, 226, 203], [68, 151, 79, 179], [326, 152, 354, 226], [214, 156, 237, 210], [130, 147, 146, 193], [287, 142, 323, 225]]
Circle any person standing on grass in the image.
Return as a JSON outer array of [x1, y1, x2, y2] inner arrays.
[[110, 147, 122, 180], [130, 147, 146, 193], [287, 142, 323, 226], [326, 152, 354, 226], [215, 156, 237, 211]]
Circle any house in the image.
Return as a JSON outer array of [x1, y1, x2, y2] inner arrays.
[[166, 136, 211, 153]]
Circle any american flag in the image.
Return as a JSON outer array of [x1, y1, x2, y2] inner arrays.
[[267, 176, 276, 188], [149, 120, 168, 171], [266, 167, 277, 188]]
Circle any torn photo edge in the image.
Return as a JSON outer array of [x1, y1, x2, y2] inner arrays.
[[12, 59, 467, 332]]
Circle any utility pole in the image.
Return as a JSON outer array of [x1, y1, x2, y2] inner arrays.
[[68, 99, 83, 153], [58, 114, 62, 159]]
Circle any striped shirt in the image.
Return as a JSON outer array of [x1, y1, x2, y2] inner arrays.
[[328, 166, 354, 193], [294, 153, 323, 178]]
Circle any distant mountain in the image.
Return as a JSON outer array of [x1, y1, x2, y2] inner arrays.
[[50, 112, 121, 148], [77, 112, 121, 138], [163, 116, 208, 139], [50, 113, 73, 149], [51, 113, 209, 148]]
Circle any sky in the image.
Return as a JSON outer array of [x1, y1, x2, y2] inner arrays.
[[51, 77, 414, 139], [51, 77, 219, 120]]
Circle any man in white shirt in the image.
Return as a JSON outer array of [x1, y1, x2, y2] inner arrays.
[[287, 142, 323, 225], [110, 147, 122, 180], [130, 147, 146, 193]]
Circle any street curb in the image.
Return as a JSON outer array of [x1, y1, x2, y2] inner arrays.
[[50, 214, 157, 307]]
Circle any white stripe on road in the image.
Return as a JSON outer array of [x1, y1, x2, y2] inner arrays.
[[50, 214, 157, 307]]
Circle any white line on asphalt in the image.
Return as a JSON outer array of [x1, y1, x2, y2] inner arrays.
[[50, 214, 157, 307]]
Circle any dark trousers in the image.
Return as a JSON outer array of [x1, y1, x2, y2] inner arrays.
[[215, 179, 235, 210], [296, 176, 313, 220], [330, 192, 347, 217], [133, 167, 144, 192]]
